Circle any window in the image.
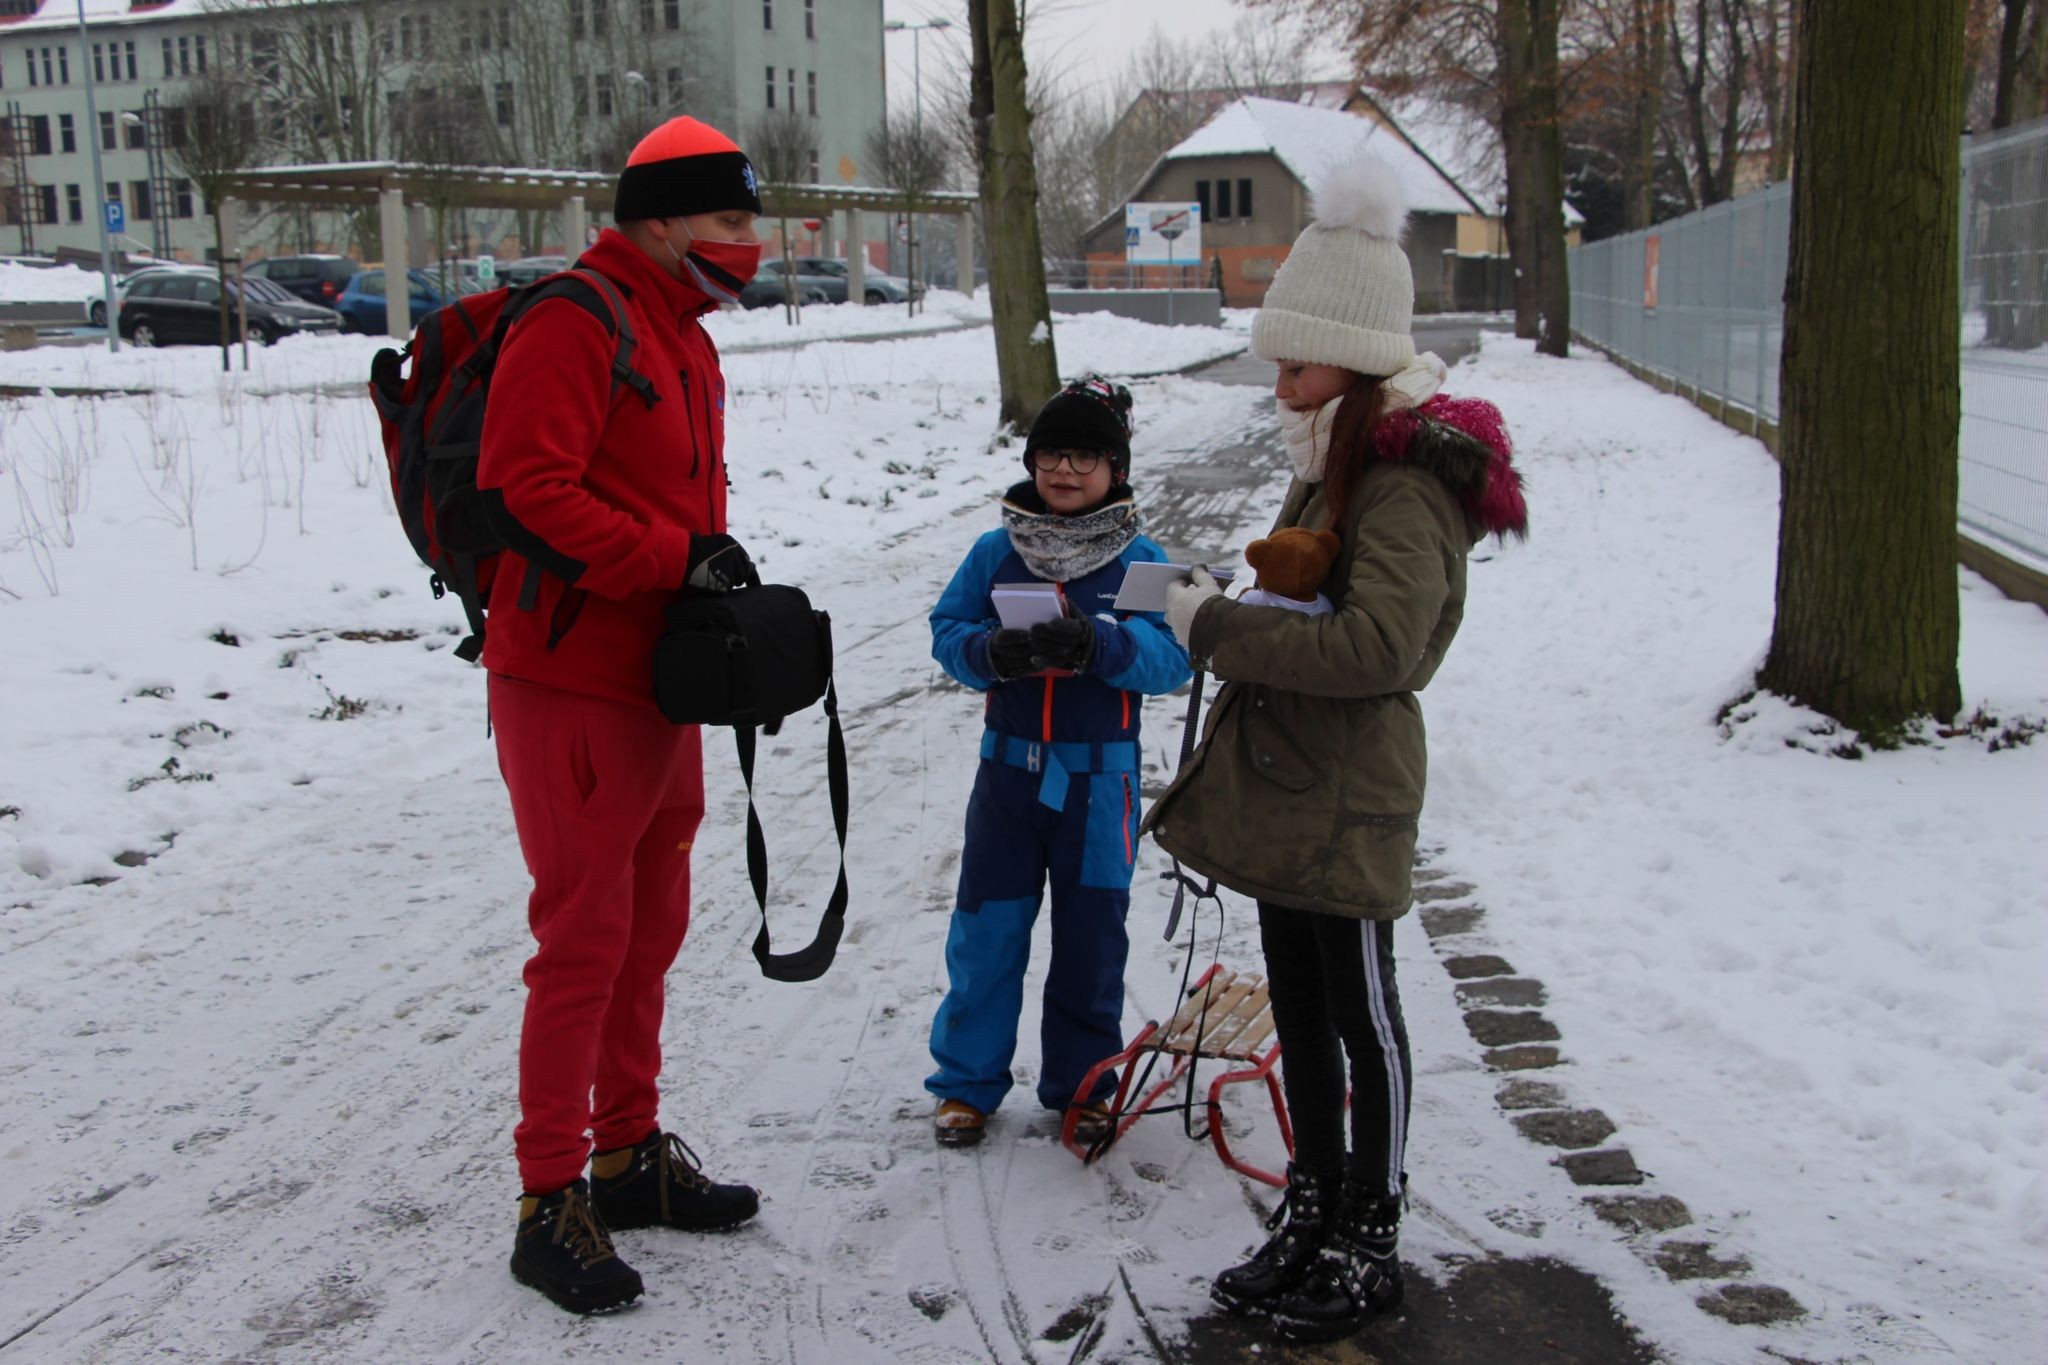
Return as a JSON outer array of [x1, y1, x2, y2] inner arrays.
[[35, 184, 57, 226], [58, 45, 69, 84], [497, 7, 513, 48], [192, 276, 221, 305], [417, 16, 432, 54], [401, 16, 415, 58], [763, 0, 772, 30], [66, 184, 82, 224], [1215, 179, 1232, 220], [592, 0, 609, 38], [162, 38, 174, 78], [764, 65, 775, 109], [663, 0, 679, 29], [573, 77, 588, 119], [26, 48, 38, 86], [162, 107, 186, 148], [595, 71, 614, 118], [1236, 178, 1252, 220], [27, 114, 50, 156], [807, 148, 818, 182], [58, 113, 73, 154], [786, 67, 795, 112], [124, 40, 137, 81], [569, 0, 583, 39], [360, 271, 385, 298], [639, 0, 653, 32], [252, 31, 278, 81], [93, 42, 104, 83], [804, 0, 814, 38], [494, 81, 514, 128], [125, 112, 146, 150], [131, 180, 153, 222], [40, 47, 54, 85], [99, 110, 115, 151], [664, 65, 683, 105], [1194, 180, 1210, 223], [195, 35, 208, 72], [806, 70, 816, 116], [178, 36, 191, 75], [175, 179, 194, 218]]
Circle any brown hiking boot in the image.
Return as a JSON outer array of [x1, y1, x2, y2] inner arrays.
[[934, 1099, 988, 1147]]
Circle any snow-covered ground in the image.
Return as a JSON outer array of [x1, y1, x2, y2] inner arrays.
[[1, 315, 2042, 1363]]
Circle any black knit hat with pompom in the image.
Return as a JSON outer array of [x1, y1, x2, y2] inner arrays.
[[1023, 376, 1135, 480]]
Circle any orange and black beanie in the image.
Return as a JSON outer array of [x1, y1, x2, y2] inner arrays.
[[614, 117, 763, 222]]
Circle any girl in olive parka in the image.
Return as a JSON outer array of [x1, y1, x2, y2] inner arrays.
[[1147, 155, 1526, 1345]]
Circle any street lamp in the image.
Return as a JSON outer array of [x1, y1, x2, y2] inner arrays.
[[882, 17, 949, 311], [881, 17, 950, 139], [73, 0, 119, 352]]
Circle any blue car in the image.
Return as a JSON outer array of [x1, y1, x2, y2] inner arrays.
[[334, 268, 479, 335]]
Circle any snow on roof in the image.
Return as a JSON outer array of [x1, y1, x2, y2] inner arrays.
[[1166, 97, 1482, 219], [1356, 89, 1586, 226], [2, 0, 237, 35]]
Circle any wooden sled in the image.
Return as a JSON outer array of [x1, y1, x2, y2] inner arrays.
[[1061, 964, 1294, 1188]]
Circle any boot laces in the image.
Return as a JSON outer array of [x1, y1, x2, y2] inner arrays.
[[654, 1131, 714, 1222], [551, 1186, 618, 1267], [1255, 1174, 1328, 1263]]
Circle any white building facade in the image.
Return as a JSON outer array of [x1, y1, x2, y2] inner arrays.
[[0, 0, 885, 261]]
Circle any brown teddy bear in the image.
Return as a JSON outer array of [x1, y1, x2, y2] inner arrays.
[[1240, 527, 1342, 616]]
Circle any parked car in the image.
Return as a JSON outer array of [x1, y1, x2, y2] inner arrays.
[[118, 271, 343, 347], [331, 267, 477, 335], [498, 255, 568, 288], [245, 254, 362, 308], [792, 257, 921, 305], [736, 260, 834, 310]]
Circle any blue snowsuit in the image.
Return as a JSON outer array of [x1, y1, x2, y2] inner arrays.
[[926, 527, 1193, 1114]]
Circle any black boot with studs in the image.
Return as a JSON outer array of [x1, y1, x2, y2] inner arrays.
[[1211, 1163, 1340, 1314], [1269, 1182, 1404, 1342]]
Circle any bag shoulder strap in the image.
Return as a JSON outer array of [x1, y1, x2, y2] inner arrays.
[[733, 679, 847, 983], [499, 269, 660, 410]]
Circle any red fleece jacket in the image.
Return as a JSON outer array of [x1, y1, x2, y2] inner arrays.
[[476, 228, 728, 707]]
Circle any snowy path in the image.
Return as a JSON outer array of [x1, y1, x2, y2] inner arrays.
[[5, 321, 2044, 1363]]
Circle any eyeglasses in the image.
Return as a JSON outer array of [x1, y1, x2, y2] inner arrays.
[[1030, 449, 1104, 475]]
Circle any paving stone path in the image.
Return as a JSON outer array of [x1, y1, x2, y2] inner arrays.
[[1411, 850, 1808, 1330]]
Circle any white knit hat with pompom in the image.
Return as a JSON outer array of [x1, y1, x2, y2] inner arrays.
[[1250, 153, 1415, 377]]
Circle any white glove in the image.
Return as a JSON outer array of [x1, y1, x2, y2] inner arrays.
[[1164, 565, 1222, 647]]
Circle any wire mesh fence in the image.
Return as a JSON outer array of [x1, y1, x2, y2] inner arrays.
[[1568, 116, 2048, 569]]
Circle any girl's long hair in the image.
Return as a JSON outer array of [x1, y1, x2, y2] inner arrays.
[[1320, 372, 1389, 533]]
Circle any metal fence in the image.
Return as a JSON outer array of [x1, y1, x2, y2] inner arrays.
[[1568, 116, 2048, 569]]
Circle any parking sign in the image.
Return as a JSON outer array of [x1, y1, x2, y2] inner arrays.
[[104, 201, 125, 236]]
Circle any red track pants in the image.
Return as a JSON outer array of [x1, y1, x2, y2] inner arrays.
[[490, 675, 705, 1195]]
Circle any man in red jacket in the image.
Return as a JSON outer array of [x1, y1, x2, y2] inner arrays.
[[477, 116, 766, 1315]]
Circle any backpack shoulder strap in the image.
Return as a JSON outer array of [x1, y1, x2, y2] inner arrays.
[[509, 268, 660, 410]]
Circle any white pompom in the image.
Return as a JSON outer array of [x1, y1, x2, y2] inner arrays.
[[1310, 156, 1410, 241]]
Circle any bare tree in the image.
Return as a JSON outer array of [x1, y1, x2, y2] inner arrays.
[[969, 0, 1060, 429], [864, 111, 953, 313], [392, 84, 494, 287], [1759, 0, 1966, 738], [163, 65, 271, 370], [749, 108, 813, 323]]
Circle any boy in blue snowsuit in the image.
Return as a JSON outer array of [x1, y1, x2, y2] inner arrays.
[[926, 378, 1192, 1147]]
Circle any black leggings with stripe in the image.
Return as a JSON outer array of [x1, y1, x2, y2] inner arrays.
[[1257, 901, 1412, 1199]]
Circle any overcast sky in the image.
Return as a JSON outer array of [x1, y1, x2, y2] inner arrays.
[[878, 0, 1348, 108]]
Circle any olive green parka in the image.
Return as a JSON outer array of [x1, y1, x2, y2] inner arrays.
[[1143, 395, 1526, 920]]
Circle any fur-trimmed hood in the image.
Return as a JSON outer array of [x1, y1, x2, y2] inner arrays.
[[1373, 392, 1528, 541]]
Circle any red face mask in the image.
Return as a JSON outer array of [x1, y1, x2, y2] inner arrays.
[[669, 234, 761, 304]]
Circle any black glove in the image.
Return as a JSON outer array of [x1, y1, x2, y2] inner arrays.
[[684, 533, 754, 593], [1029, 617, 1096, 674], [988, 628, 1038, 680]]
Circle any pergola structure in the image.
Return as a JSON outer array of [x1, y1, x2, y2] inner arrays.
[[219, 161, 980, 338]]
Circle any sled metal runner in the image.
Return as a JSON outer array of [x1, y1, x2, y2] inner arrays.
[[1061, 964, 1294, 1187]]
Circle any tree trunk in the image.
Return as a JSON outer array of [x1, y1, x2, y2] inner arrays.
[[1758, 0, 1965, 737], [1994, 0, 2030, 129], [1500, 0, 1543, 339], [215, 214, 231, 373], [780, 216, 801, 325], [1530, 0, 1571, 357], [970, 0, 1061, 430], [1629, 0, 1671, 231]]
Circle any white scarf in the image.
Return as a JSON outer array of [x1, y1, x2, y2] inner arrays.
[[1278, 351, 1448, 482]]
